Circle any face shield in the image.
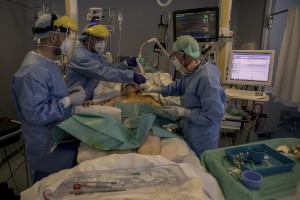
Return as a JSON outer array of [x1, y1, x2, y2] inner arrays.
[[35, 27, 78, 57], [169, 51, 200, 74], [169, 51, 189, 74], [59, 29, 78, 57], [87, 36, 106, 54]]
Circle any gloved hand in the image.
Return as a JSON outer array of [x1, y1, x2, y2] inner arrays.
[[68, 86, 85, 94], [133, 72, 146, 84], [163, 106, 191, 117], [140, 84, 161, 93], [68, 91, 86, 106], [127, 57, 137, 67]]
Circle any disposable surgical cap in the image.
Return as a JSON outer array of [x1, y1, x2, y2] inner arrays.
[[173, 35, 200, 59], [33, 14, 59, 41]]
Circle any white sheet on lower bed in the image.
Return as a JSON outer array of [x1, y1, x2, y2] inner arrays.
[[21, 154, 224, 200], [21, 154, 206, 200], [76, 138, 224, 200]]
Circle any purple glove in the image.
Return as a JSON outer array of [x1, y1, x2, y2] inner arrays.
[[133, 72, 146, 84], [127, 57, 137, 67]]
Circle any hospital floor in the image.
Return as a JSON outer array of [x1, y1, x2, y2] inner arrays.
[[0, 144, 28, 198], [1, 125, 300, 197]]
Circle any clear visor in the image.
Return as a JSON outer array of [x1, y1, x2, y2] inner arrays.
[[67, 29, 78, 40], [65, 29, 78, 48], [59, 29, 78, 57]]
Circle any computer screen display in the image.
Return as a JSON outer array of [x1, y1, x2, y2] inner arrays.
[[173, 7, 219, 42], [226, 50, 275, 86]]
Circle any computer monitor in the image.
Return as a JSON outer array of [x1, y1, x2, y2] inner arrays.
[[226, 50, 275, 86], [173, 7, 219, 42]]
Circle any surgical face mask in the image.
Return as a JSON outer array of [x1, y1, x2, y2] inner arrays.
[[94, 40, 106, 54], [60, 37, 74, 56]]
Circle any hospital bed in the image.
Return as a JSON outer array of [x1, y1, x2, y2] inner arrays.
[[20, 71, 225, 200]]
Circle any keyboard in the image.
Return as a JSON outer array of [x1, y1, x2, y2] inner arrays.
[[225, 88, 266, 100]]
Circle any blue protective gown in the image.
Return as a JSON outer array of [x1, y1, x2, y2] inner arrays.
[[11, 51, 72, 180], [66, 44, 134, 100], [161, 61, 226, 157]]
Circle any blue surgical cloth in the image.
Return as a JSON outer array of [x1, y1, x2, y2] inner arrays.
[[161, 61, 226, 157], [115, 102, 181, 128], [66, 44, 134, 100], [52, 102, 180, 151], [52, 112, 178, 151], [11, 51, 72, 179]]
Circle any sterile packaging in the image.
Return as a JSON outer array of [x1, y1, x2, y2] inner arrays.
[[43, 164, 188, 199]]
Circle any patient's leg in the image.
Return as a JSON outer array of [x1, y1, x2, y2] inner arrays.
[[137, 133, 161, 155]]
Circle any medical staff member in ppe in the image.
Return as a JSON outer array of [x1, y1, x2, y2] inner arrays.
[[65, 24, 146, 100], [12, 14, 86, 181], [141, 35, 225, 157]]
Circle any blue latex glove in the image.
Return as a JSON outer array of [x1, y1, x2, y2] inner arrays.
[[133, 72, 146, 84], [68, 91, 86, 106], [127, 57, 137, 67], [163, 106, 191, 117]]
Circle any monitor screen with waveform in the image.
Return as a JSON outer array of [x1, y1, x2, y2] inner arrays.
[[173, 7, 219, 42]]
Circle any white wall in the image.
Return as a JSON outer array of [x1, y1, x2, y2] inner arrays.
[[232, 0, 266, 50], [0, 0, 36, 119]]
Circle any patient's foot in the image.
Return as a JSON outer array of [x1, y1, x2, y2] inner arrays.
[[137, 134, 161, 155]]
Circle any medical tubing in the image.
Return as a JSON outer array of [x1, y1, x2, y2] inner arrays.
[[136, 57, 145, 75], [138, 41, 149, 59], [239, 122, 252, 144], [141, 38, 183, 75], [117, 28, 122, 60]]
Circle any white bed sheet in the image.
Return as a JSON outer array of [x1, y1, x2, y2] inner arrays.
[[21, 154, 224, 200], [76, 138, 224, 200]]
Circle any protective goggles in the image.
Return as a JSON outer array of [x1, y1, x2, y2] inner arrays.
[[169, 51, 185, 60]]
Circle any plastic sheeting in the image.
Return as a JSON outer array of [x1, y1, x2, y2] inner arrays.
[[21, 154, 210, 200]]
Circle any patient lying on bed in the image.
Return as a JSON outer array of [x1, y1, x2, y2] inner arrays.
[[83, 82, 162, 155], [84, 82, 161, 107]]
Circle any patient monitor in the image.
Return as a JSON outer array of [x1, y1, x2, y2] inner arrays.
[[225, 50, 275, 87]]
